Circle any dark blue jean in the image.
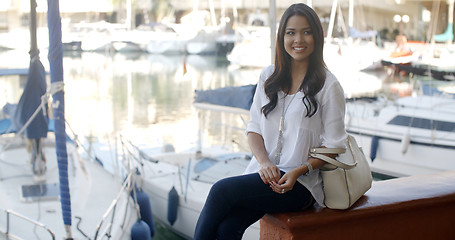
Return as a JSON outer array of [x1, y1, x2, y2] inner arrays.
[[193, 172, 313, 240]]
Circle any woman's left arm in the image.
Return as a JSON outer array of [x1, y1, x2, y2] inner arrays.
[[270, 157, 325, 193], [320, 78, 348, 148]]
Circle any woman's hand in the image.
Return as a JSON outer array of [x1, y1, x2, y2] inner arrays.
[[270, 168, 301, 194], [258, 160, 281, 184], [248, 132, 281, 184]]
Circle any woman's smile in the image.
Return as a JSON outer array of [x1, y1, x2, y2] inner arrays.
[[293, 46, 307, 52]]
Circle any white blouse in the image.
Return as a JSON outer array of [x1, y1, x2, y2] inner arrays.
[[244, 65, 347, 207]]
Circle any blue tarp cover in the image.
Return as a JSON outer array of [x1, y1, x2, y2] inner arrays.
[[12, 52, 48, 139], [0, 68, 29, 76], [0, 117, 57, 135], [194, 84, 256, 110]]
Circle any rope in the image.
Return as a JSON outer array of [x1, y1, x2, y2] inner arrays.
[[75, 216, 91, 240], [1, 82, 65, 152], [19, 81, 64, 136]]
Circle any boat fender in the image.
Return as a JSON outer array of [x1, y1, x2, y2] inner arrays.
[[136, 190, 155, 237], [400, 132, 411, 154], [370, 136, 379, 162], [167, 186, 179, 226], [94, 156, 104, 167], [131, 220, 151, 240]]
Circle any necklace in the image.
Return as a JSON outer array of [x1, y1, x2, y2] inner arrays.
[[274, 92, 298, 164]]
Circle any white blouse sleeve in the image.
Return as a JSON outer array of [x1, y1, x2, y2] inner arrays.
[[245, 66, 273, 136], [320, 74, 348, 148]]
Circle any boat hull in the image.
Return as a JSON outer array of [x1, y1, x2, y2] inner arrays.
[[346, 96, 455, 178], [135, 150, 260, 239]]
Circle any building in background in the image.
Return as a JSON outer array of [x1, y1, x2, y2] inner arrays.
[[0, 0, 452, 43]]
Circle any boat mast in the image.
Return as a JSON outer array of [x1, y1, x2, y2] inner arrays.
[[209, 0, 217, 27], [30, 0, 38, 53], [47, 0, 73, 238], [23, 0, 48, 178], [327, 0, 338, 40], [126, 0, 132, 30], [269, 0, 276, 64], [349, 0, 354, 29], [448, 0, 454, 44]]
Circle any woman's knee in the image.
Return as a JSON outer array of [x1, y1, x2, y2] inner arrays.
[[206, 177, 235, 203], [209, 176, 238, 196]]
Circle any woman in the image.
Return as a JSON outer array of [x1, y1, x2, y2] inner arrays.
[[194, 3, 347, 239]]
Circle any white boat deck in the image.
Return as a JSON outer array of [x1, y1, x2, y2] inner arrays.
[[0, 135, 137, 240]]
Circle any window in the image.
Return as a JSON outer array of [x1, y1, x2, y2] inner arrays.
[[387, 115, 455, 132]]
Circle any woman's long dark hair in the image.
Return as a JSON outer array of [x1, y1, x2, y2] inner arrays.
[[262, 3, 327, 118]]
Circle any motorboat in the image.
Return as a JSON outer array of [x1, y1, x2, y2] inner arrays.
[[139, 23, 188, 55], [345, 95, 455, 178], [227, 26, 271, 68]]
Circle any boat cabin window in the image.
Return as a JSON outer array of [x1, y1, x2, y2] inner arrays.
[[387, 115, 455, 132]]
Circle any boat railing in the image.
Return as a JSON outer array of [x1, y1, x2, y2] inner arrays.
[[0, 208, 55, 240], [93, 171, 138, 240]]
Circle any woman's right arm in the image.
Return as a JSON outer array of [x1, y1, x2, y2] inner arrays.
[[248, 132, 281, 184], [246, 66, 281, 184]]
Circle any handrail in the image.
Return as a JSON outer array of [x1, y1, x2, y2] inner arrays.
[[93, 172, 137, 240], [1, 209, 55, 240]]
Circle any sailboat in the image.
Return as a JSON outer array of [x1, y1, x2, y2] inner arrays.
[[0, 1, 151, 239]]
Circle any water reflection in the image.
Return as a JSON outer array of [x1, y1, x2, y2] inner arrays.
[[0, 50, 386, 153]]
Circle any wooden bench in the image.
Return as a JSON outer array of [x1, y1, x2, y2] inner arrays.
[[260, 170, 455, 240]]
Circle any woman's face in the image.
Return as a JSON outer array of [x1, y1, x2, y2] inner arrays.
[[284, 15, 314, 64]]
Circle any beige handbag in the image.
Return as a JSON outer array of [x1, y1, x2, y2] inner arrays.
[[310, 135, 372, 210]]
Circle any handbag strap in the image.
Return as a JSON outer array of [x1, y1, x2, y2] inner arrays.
[[310, 147, 346, 154], [310, 153, 358, 169]]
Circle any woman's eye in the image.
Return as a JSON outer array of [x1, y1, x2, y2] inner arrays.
[[286, 31, 295, 35], [304, 31, 312, 35]]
